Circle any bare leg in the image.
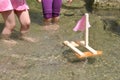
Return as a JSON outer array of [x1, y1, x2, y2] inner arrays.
[[15, 10, 37, 42], [53, 16, 60, 30], [1, 10, 15, 38], [15, 10, 30, 34], [1, 10, 17, 45], [44, 18, 52, 25], [52, 16, 60, 24]]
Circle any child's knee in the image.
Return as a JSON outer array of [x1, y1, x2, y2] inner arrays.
[[5, 21, 16, 30], [25, 21, 30, 27], [23, 20, 30, 26], [21, 21, 31, 30], [11, 22, 16, 28]]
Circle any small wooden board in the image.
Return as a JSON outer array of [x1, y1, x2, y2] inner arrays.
[[74, 51, 102, 59]]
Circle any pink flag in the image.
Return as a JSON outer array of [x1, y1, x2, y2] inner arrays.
[[73, 15, 90, 32]]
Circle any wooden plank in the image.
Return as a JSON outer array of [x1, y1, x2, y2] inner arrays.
[[74, 51, 102, 59]]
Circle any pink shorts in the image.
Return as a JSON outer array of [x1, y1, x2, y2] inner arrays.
[[0, 0, 29, 12]]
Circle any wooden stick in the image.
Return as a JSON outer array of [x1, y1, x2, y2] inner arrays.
[[84, 13, 97, 54], [85, 45, 97, 54], [64, 41, 85, 56], [85, 13, 89, 46]]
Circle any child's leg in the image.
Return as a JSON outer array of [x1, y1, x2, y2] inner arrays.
[[42, 0, 52, 25], [52, 0, 62, 24], [1, 10, 17, 45], [15, 10, 36, 42], [44, 16, 52, 25], [15, 10, 30, 34], [1, 10, 16, 39]]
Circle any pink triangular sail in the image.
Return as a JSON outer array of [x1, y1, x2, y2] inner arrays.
[[73, 15, 90, 32]]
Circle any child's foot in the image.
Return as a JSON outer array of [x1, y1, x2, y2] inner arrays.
[[1, 34, 17, 46], [20, 36, 38, 43], [42, 25, 51, 31], [2, 39, 17, 45], [52, 24, 60, 30], [42, 24, 59, 31]]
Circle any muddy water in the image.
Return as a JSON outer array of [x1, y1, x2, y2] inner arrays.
[[0, 1, 120, 80], [94, 9, 120, 34]]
